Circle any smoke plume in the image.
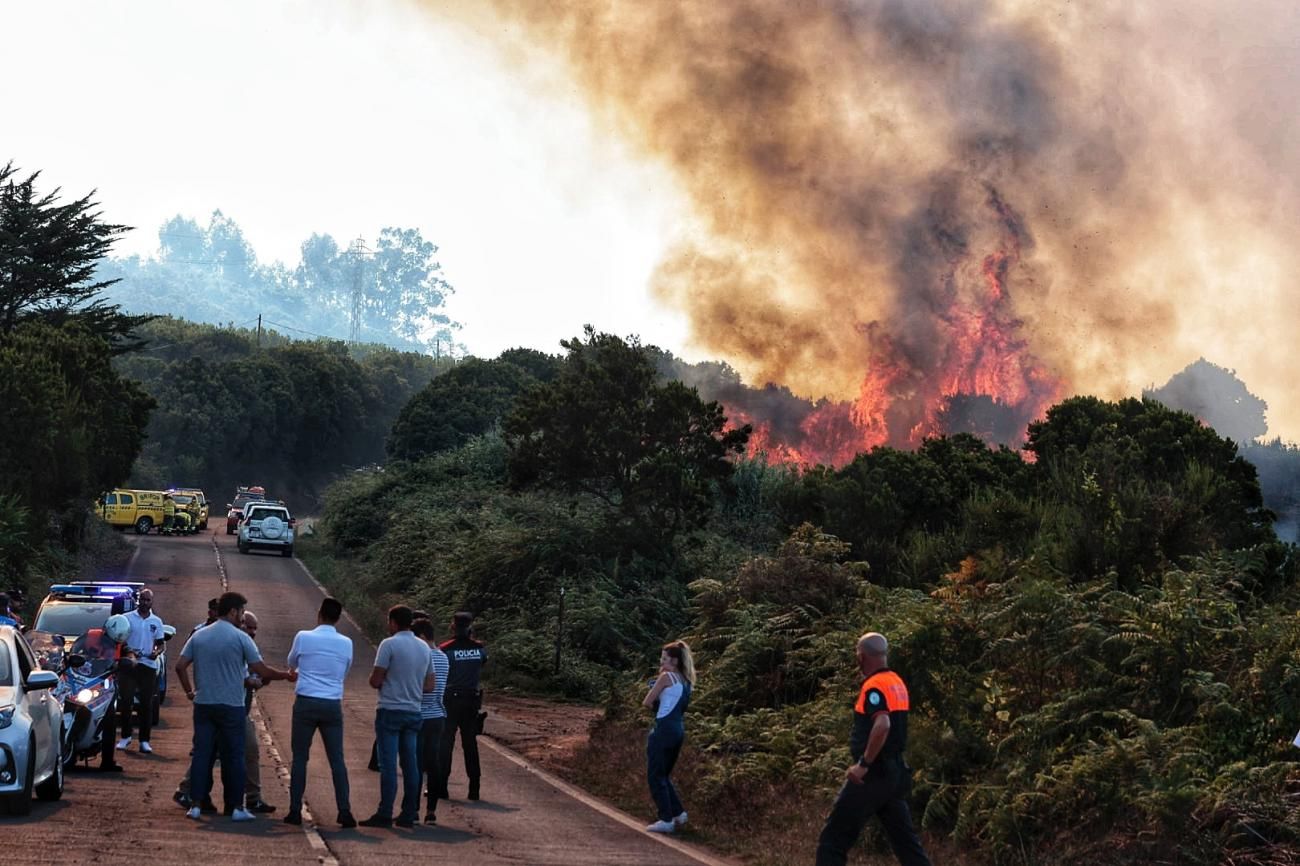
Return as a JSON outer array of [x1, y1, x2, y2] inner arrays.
[[419, 0, 1300, 458]]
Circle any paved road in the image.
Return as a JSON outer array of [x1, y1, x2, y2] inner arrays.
[[5, 531, 724, 866]]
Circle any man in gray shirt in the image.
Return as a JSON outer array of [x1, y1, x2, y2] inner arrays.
[[176, 591, 295, 822], [360, 604, 435, 828]]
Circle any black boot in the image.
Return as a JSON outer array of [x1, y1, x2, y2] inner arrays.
[[468, 780, 479, 801]]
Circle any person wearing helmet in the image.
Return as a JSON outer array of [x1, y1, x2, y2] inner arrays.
[[98, 614, 132, 773]]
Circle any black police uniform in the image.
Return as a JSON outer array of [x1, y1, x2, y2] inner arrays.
[[815, 668, 931, 866], [437, 634, 487, 799]]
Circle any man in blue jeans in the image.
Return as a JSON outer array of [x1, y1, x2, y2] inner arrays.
[[175, 591, 295, 822], [362, 604, 435, 829], [285, 596, 355, 827]]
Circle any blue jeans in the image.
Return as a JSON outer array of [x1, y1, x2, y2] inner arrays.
[[646, 720, 685, 822], [374, 708, 422, 820], [191, 703, 246, 813], [290, 696, 351, 817]]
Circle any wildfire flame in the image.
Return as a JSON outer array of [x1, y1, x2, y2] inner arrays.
[[736, 188, 1061, 466]]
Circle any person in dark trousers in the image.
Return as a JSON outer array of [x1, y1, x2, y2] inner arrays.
[[116, 588, 166, 754], [437, 611, 487, 801], [362, 604, 435, 828], [285, 596, 355, 828], [815, 632, 931, 866], [175, 591, 295, 822], [642, 640, 694, 833], [412, 617, 448, 824]]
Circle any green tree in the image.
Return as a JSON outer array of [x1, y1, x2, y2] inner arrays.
[[0, 161, 147, 346], [388, 357, 537, 461], [503, 327, 750, 545], [0, 322, 154, 545]]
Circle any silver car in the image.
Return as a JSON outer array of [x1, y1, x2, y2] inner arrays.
[[0, 625, 63, 814]]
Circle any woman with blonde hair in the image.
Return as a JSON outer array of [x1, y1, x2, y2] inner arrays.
[[642, 639, 695, 833]]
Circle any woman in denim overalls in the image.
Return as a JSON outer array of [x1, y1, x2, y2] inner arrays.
[[642, 640, 694, 833]]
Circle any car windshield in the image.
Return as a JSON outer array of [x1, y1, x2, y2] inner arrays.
[[0, 640, 11, 686], [34, 601, 111, 638], [173, 495, 193, 505]]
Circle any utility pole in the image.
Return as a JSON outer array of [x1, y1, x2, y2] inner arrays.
[[347, 237, 372, 345], [256, 314, 262, 349], [555, 583, 566, 675]]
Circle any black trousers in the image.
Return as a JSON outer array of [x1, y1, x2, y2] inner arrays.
[[420, 717, 445, 809], [815, 759, 931, 866], [118, 663, 158, 741], [439, 691, 481, 792]]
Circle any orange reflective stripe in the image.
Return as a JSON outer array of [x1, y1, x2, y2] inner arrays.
[[860, 670, 910, 712]]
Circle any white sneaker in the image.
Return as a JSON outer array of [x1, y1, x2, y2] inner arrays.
[[673, 811, 688, 827], [140, 741, 153, 754], [116, 737, 132, 750], [646, 820, 676, 834], [186, 806, 201, 820], [231, 807, 255, 822]]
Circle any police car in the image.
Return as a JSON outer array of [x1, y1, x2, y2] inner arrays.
[[29, 583, 175, 725]]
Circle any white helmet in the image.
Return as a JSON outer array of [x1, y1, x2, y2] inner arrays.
[[104, 614, 131, 644]]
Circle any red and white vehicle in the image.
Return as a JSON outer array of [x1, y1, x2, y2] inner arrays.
[[225, 486, 268, 535]]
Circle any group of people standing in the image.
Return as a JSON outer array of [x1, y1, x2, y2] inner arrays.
[[162, 587, 929, 863], [172, 591, 486, 827]]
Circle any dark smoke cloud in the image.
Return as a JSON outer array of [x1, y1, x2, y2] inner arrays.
[[419, 0, 1300, 445]]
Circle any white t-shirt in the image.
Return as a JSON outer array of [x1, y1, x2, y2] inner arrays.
[[288, 624, 353, 700], [124, 609, 166, 670]]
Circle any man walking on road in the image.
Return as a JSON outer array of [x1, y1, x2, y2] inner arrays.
[[363, 604, 435, 829], [117, 588, 166, 754], [438, 611, 488, 801], [176, 591, 295, 822], [815, 632, 931, 866], [412, 617, 449, 824], [285, 596, 355, 828]]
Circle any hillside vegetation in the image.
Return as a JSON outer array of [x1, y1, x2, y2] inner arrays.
[[117, 317, 450, 508], [317, 331, 1299, 864]]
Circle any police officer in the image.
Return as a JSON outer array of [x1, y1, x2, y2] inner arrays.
[[815, 632, 931, 866], [437, 611, 487, 801]]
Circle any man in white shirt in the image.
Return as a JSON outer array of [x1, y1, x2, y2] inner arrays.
[[285, 596, 355, 828], [117, 588, 166, 753]]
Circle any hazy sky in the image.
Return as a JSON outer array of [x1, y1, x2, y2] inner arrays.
[[1, 0, 693, 357]]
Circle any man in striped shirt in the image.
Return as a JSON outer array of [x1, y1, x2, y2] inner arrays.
[[412, 617, 449, 825]]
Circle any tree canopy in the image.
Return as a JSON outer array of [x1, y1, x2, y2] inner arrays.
[[0, 161, 148, 347], [503, 327, 750, 545]]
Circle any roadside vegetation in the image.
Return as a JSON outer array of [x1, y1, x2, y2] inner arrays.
[[314, 331, 1300, 865]]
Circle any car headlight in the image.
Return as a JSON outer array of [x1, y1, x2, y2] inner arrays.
[[75, 688, 97, 704], [0, 704, 13, 729]]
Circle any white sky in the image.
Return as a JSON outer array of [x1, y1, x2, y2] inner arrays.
[[1, 0, 693, 358]]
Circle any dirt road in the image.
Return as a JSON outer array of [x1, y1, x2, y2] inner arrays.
[[4, 531, 730, 866]]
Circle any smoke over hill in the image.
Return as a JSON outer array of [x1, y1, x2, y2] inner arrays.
[[422, 0, 1300, 457]]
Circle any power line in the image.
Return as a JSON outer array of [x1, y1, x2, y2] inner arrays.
[[261, 318, 349, 342]]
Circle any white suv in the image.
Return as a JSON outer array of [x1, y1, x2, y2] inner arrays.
[[236, 503, 295, 557]]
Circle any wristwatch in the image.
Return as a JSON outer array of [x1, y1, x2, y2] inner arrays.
[[858, 755, 870, 768]]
